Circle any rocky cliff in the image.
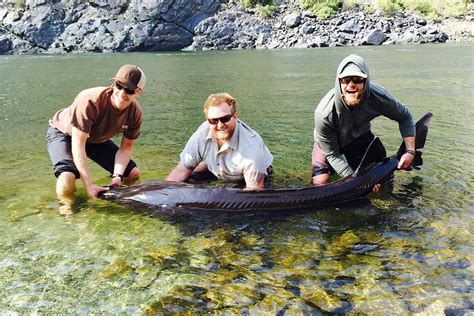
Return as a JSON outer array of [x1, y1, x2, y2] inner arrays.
[[0, 0, 470, 54], [0, 0, 221, 54]]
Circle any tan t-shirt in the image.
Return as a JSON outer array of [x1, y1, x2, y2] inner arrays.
[[49, 87, 142, 143], [180, 120, 273, 186]]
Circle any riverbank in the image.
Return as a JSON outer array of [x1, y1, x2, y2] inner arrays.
[[0, 0, 471, 54], [186, 1, 472, 50]]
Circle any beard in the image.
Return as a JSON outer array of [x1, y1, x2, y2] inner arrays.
[[212, 128, 234, 146], [342, 92, 363, 107]]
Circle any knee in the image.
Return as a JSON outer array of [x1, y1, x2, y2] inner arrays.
[[127, 167, 140, 181], [56, 172, 77, 197], [311, 163, 330, 185], [312, 174, 330, 186]]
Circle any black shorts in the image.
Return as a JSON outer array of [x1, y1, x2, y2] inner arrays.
[[46, 126, 137, 179], [312, 130, 386, 177]]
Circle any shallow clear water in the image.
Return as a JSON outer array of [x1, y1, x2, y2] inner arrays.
[[0, 44, 473, 313]]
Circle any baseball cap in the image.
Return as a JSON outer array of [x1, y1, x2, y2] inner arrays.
[[338, 63, 367, 79], [112, 65, 146, 90]]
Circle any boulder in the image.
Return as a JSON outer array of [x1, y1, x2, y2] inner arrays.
[[436, 32, 448, 43], [362, 29, 386, 45], [0, 36, 11, 53], [283, 13, 301, 28], [339, 19, 360, 34], [396, 31, 418, 44], [256, 30, 270, 48]]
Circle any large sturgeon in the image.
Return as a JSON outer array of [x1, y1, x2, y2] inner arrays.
[[100, 113, 432, 214]]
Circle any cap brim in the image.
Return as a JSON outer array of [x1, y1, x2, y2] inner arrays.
[[338, 71, 367, 79]]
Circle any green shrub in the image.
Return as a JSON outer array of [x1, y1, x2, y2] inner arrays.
[[366, 5, 376, 13], [300, 0, 343, 19], [240, 0, 274, 8], [344, 0, 362, 9], [376, 0, 403, 16], [402, 0, 438, 18], [14, 0, 25, 9], [256, 3, 278, 17], [445, 1, 468, 17]]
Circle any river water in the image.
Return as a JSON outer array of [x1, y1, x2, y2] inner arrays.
[[0, 44, 473, 313]]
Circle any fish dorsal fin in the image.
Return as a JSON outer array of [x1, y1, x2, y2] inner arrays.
[[353, 136, 380, 176]]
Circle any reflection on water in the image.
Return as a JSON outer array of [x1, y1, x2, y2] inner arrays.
[[0, 44, 473, 313]]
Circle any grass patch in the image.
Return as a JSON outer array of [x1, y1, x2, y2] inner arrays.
[[344, 0, 363, 9], [14, 0, 25, 9], [371, 0, 470, 18], [256, 3, 278, 18], [445, 0, 470, 17], [300, 0, 343, 19], [240, 0, 274, 8], [375, 0, 403, 16], [403, 0, 438, 19]]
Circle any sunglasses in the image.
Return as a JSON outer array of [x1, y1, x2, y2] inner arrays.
[[339, 76, 366, 84], [114, 81, 136, 95], [207, 114, 233, 125]]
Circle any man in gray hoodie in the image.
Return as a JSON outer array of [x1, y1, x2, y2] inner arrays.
[[312, 54, 416, 189]]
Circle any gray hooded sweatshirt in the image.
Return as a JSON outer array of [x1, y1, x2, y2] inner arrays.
[[314, 54, 415, 177]]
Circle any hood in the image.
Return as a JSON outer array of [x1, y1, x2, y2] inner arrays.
[[335, 54, 371, 110]]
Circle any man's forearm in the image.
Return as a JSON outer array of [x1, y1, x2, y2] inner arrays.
[[166, 162, 193, 182], [114, 147, 133, 176], [403, 136, 416, 150], [326, 154, 353, 177], [71, 142, 93, 189]]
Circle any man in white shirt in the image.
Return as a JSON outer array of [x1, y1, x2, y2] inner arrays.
[[166, 93, 273, 189]]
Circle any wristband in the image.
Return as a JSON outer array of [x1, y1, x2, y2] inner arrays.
[[112, 173, 123, 180], [405, 149, 416, 156]]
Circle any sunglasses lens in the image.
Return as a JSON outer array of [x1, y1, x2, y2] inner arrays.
[[340, 76, 365, 84], [115, 82, 135, 95], [207, 114, 233, 125], [220, 115, 232, 123]]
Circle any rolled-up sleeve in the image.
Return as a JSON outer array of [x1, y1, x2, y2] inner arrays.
[[179, 131, 204, 170]]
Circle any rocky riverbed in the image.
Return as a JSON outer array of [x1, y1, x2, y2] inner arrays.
[[0, 0, 471, 54]]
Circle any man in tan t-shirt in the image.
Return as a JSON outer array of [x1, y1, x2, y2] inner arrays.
[[47, 64, 145, 199], [166, 93, 273, 190]]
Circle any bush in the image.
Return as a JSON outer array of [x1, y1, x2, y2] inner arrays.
[[376, 0, 403, 16], [445, 1, 469, 17], [403, 0, 438, 18], [300, 0, 343, 19], [256, 3, 278, 17], [14, 0, 25, 9], [240, 0, 274, 8], [344, 0, 363, 9], [366, 5, 376, 13]]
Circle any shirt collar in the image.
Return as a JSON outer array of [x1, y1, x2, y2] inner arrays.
[[205, 119, 241, 151]]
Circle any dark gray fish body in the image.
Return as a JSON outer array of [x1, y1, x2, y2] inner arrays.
[[101, 113, 432, 214]]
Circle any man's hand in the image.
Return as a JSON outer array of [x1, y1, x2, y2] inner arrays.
[[372, 183, 381, 193], [398, 152, 414, 170], [399, 137, 416, 170], [86, 184, 109, 198], [108, 176, 122, 188]]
